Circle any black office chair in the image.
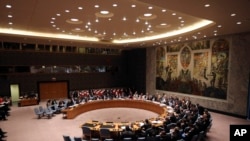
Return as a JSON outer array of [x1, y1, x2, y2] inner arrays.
[[74, 136, 82, 141], [123, 137, 132, 141], [63, 135, 73, 141], [99, 128, 111, 140], [137, 136, 146, 141], [82, 126, 92, 140]]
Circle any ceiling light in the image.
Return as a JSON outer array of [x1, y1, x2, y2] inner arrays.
[[131, 5, 136, 8], [136, 19, 140, 22], [51, 17, 56, 20], [71, 18, 79, 22], [122, 17, 127, 21], [162, 9, 166, 12], [65, 10, 70, 13], [148, 6, 153, 9], [113, 4, 118, 7], [172, 13, 176, 16], [217, 25, 222, 28], [204, 4, 210, 7], [113, 20, 214, 44], [6, 5, 12, 8], [8, 22, 13, 25], [94, 5, 99, 8], [231, 13, 236, 16], [100, 11, 109, 14], [78, 7, 83, 10], [8, 15, 13, 18], [95, 11, 114, 18], [144, 13, 152, 17], [236, 21, 242, 25], [66, 19, 83, 24]]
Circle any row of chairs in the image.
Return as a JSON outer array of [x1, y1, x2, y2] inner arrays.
[[63, 135, 115, 141], [34, 106, 55, 119], [81, 126, 146, 141]]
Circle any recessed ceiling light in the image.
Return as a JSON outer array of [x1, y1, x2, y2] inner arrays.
[[162, 9, 166, 12], [236, 21, 242, 25], [144, 13, 152, 17], [100, 11, 109, 14], [204, 4, 210, 7], [51, 17, 56, 20], [65, 10, 70, 13], [71, 18, 79, 22], [8, 22, 13, 25], [113, 4, 118, 7], [231, 13, 236, 16], [78, 7, 83, 10], [94, 5, 99, 8], [131, 4, 136, 8], [6, 5, 12, 8], [56, 14, 61, 16], [8, 15, 13, 18], [66, 19, 83, 24], [148, 6, 153, 9], [172, 13, 176, 16], [217, 25, 222, 28]]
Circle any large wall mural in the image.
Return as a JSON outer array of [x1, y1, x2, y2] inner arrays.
[[156, 38, 230, 99]]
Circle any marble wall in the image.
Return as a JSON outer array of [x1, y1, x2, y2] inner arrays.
[[146, 32, 250, 117]]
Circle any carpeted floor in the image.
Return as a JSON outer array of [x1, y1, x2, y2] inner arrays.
[[1, 101, 250, 141]]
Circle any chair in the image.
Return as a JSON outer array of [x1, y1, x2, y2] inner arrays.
[[44, 108, 53, 118], [123, 137, 132, 141], [82, 126, 92, 140], [137, 137, 146, 141], [34, 107, 43, 119], [63, 135, 73, 141], [74, 136, 82, 141], [191, 134, 199, 141], [99, 128, 111, 140], [48, 105, 57, 114], [39, 106, 45, 114], [197, 131, 205, 141], [104, 139, 113, 141]]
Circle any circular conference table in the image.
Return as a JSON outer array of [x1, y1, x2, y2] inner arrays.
[[62, 99, 168, 120], [61, 99, 174, 140]]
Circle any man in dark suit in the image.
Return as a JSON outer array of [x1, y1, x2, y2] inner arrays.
[[121, 125, 135, 140]]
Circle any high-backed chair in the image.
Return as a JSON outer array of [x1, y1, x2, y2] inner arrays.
[[63, 135, 73, 141], [99, 128, 111, 140], [82, 126, 92, 140], [137, 137, 146, 141], [74, 136, 82, 141], [123, 137, 132, 141], [44, 108, 53, 119], [34, 107, 43, 119]]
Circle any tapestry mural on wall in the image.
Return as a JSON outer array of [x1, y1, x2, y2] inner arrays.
[[156, 38, 229, 99]]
